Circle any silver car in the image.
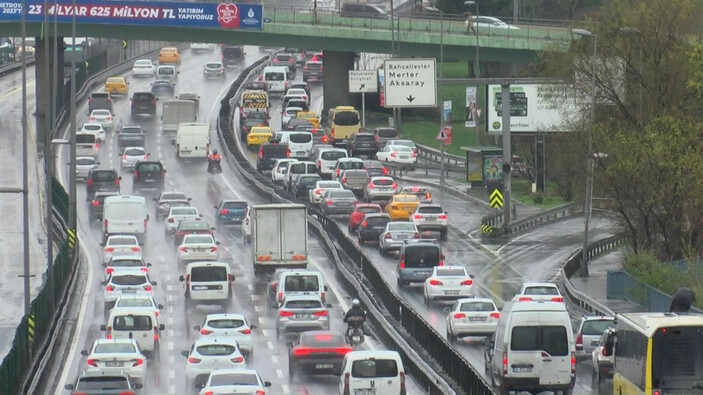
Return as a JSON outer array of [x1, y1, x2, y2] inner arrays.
[[153, 191, 191, 220], [378, 221, 419, 255], [121, 147, 148, 170], [276, 295, 330, 338], [319, 189, 357, 215], [363, 176, 398, 204], [76, 156, 99, 180], [575, 315, 615, 360]]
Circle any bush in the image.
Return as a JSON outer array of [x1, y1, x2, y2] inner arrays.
[[624, 251, 703, 308], [531, 193, 544, 204]]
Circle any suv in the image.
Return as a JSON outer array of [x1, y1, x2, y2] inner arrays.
[[86, 169, 121, 200], [273, 53, 296, 78], [117, 125, 146, 151], [373, 127, 399, 148], [88, 92, 112, 114], [180, 261, 234, 310], [222, 45, 245, 68], [574, 315, 615, 360], [64, 370, 143, 393], [89, 190, 120, 222], [411, 204, 448, 240], [347, 132, 377, 157], [130, 91, 156, 117], [397, 239, 444, 287], [132, 161, 166, 193], [302, 60, 323, 82], [257, 142, 289, 172]]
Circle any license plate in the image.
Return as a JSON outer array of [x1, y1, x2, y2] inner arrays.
[[354, 390, 375, 395], [315, 363, 334, 369], [591, 339, 599, 346], [398, 234, 410, 239], [404, 207, 413, 211], [444, 290, 460, 295], [296, 313, 311, 318], [469, 317, 487, 321], [297, 151, 306, 156], [418, 272, 431, 276], [400, 156, 409, 159], [193, 285, 209, 290], [122, 289, 137, 293], [513, 367, 532, 373], [144, 179, 155, 183], [105, 361, 124, 367], [181, 150, 191, 154]]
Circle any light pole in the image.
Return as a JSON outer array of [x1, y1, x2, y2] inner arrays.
[[464, 1, 480, 78], [68, 0, 77, 239], [21, 0, 31, 316], [572, 28, 597, 277]]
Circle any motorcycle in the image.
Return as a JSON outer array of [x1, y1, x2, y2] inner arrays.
[[345, 316, 365, 346], [207, 158, 222, 174]]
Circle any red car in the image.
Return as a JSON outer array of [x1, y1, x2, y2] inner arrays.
[[347, 203, 382, 233]]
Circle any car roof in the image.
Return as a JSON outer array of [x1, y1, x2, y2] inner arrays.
[[205, 313, 246, 321], [186, 261, 229, 269], [456, 297, 495, 304], [521, 282, 558, 288], [283, 294, 324, 302], [193, 337, 240, 347], [345, 350, 401, 359]]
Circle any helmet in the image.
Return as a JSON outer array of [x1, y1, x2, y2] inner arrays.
[[213, 149, 218, 155], [352, 299, 360, 307]]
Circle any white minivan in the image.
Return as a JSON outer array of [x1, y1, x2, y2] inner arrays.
[[102, 195, 149, 243], [176, 122, 210, 159], [274, 270, 327, 307], [339, 350, 406, 395], [262, 66, 289, 95], [485, 300, 576, 394], [75, 132, 99, 157], [180, 261, 234, 310], [101, 307, 164, 356], [280, 131, 314, 159]]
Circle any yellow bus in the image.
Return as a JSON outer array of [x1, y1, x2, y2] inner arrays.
[[326, 106, 360, 148], [612, 312, 703, 394]]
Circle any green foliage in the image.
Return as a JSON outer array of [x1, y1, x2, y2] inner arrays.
[[531, 192, 544, 204], [624, 251, 703, 308]]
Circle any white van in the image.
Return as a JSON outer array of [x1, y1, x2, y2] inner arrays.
[[102, 195, 149, 243], [275, 270, 327, 307], [161, 99, 198, 133], [280, 131, 314, 159], [338, 350, 406, 395], [101, 308, 164, 355], [486, 300, 576, 394], [76, 132, 99, 157], [155, 65, 178, 84], [179, 261, 234, 310], [176, 122, 210, 159], [262, 66, 289, 95]]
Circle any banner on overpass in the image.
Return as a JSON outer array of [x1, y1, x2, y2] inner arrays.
[[0, 0, 263, 29]]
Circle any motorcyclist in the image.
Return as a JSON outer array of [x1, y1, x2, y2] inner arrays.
[[343, 299, 367, 338], [207, 150, 222, 172]]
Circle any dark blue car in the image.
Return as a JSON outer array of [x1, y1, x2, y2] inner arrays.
[[214, 200, 248, 227]]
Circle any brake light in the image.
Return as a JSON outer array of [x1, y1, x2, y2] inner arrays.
[[86, 358, 97, 367], [342, 177, 346, 183], [258, 146, 263, 158], [601, 345, 607, 356], [425, 192, 431, 199], [187, 357, 201, 363], [105, 326, 112, 339], [107, 116, 113, 121], [330, 128, 334, 137], [239, 328, 251, 334], [570, 351, 576, 374], [140, 267, 148, 272], [105, 285, 114, 291], [413, 232, 420, 239], [400, 371, 406, 392], [316, 160, 321, 167], [411, 152, 416, 157], [303, 66, 308, 70], [180, 246, 186, 252], [273, 58, 278, 62], [200, 328, 213, 335], [104, 219, 108, 228], [105, 268, 114, 274], [88, 116, 94, 121], [204, 392, 213, 395], [361, 220, 368, 228], [391, 182, 398, 189], [414, 214, 422, 219], [168, 218, 174, 223], [151, 98, 155, 106], [336, 168, 340, 176], [428, 279, 442, 286], [367, 182, 374, 189], [453, 312, 466, 319], [322, 135, 328, 143], [211, 246, 217, 252], [399, 254, 405, 268], [552, 296, 564, 302], [344, 372, 350, 392], [518, 296, 532, 301], [104, 247, 115, 252], [185, 274, 190, 288], [439, 214, 447, 219], [489, 312, 501, 318], [231, 356, 244, 363], [144, 284, 152, 291], [313, 310, 327, 316], [87, 179, 92, 186], [502, 351, 508, 374], [220, 209, 228, 214], [130, 246, 140, 252], [460, 279, 473, 285], [575, 333, 583, 349], [382, 167, 388, 174], [132, 357, 144, 367], [277, 291, 283, 303], [279, 310, 293, 316], [326, 199, 332, 205], [143, 154, 147, 160], [390, 152, 396, 157]]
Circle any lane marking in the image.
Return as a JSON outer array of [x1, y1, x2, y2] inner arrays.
[[271, 355, 279, 363], [276, 369, 283, 378], [267, 341, 274, 350]]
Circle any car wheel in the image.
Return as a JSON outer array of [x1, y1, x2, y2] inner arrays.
[[446, 328, 456, 343], [379, 247, 385, 256], [288, 364, 296, 380], [424, 292, 431, 307], [561, 389, 573, 395], [246, 234, 251, 244], [396, 278, 404, 288], [358, 234, 364, 245], [276, 327, 280, 339]]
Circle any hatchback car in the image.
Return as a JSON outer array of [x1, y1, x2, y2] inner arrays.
[[80, 122, 106, 142], [513, 282, 564, 303], [363, 176, 398, 204], [293, 174, 322, 199], [399, 185, 431, 204], [376, 145, 416, 165], [104, 76, 128, 95], [357, 213, 391, 244], [86, 168, 120, 200], [88, 109, 114, 131], [276, 295, 331, 338], [203, 61, 225, 79], [131, 59, 155, 77], [174, 220, 215, 246], [102, 268, 156, 310], [117, 125, 146, 151], [130, 92, 156, 117], [214, 200, 248, 227], [364, 158, 389, 177], [445, 298, 500, 342], [347, 203, 382, 233], [575, 315, 615, 360], [76, 156, 99, 180], [378, 221, 420, 255], [288, 331, 352, 378], [423, 265, 475, 305], [80, 338, 147, 383], [384, 139, 418, 155], [164, 206, 201, 234], [193, 313, 256, 358], [101, 235, 141, 264], [373, 127, 399, 147], [347, 132, 378, 157], [177, 234, 219, 264], [182, 337, 246, 391], [120, 147, 148, 170], [199, 369, 271, 395], [591, 328, 615, 390], [153, 191, 191, 220], [309, 180, 344, 204], [64, 370, 142, 394], [397, 239, 444, 287], [412, 204, 448, 240], [319, 189, 358, 215]]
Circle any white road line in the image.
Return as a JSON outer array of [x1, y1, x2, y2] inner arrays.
[[281, 384, 290, 393], [169, 385, 176, 394], [267, 341, 274, 350], [276, 369, 283, 378], [167, 294, 174, 302], [159, 256, 166, 262], [168, 370, 175, 380], [167, 316, 173, 326], [247, 283, 253, 290], [254, 304, 262, 312], [271, 355, 279, 363], [167, 341, 174, 351], [258, 316, 265, 325]]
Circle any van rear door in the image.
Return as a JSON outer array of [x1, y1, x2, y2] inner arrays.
[[350, 358, 401, 393], [537, 313, 572, 386]]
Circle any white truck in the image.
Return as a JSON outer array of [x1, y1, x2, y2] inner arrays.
[[161, 99, 197, 133], [176, 122, 210, 159], [250, 204, 308, 275]]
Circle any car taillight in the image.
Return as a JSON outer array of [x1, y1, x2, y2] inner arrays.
[[414, 232, 420, 238], [489, 312, 501, 318], [220, 209, 228, 214], [414, 214, 422, 219], [133, 169, 137, 178], [86, 358, 97, 367], [105, 285, 114, 291], [144, 284, 152, 291], [211, 246, 217, 252], [575, 333, 583, 349], [231, 356, 244, 363], [322, 136, 328, 143], [239, 328, 251, 334], [390, 152, 396, 157], [518, 296, 532, 301], [314, 188, 322, 195], [391, 182, 398, 189], [277, 291, 283, 303], [428, 279, 442, 286], [104, 247, 115, 252], [168, 218, 174, 223], [502, 351, 508, 374], [87, 179, 92, 186], [460, 279, 473, 285], [411, 152, 416, 157], [88, 116, 94, 121], [382, 167, 388, 174], [317, 160, 321, 167], [453, 312, 466, 319], [439, 214, 447, 219], [570, 351, 576, 374], [188, 357, 201, 363], [107, 116, 113, 120], [400, 371, 406, 391], [143, 155, 147, 160], [552, 296, 564, 302], [94, 143, 98, 149], [360, 220, 368, 228], [204, 392, 214, 395], [341, 177, 346, 183], [367, 182, 374, 188], [180, 246, 187, 252], [399, 254, 405, 268], [313, 310, 327, 316], [279, 310, 293, 316], [344, 372, 350, 392], [303, 66, 308, 70], [151, 98, 155, 105], [425, 192, 431, 199], [326, 199, 332, 205], [130, 246, 140, 252], [330, 128, 334, 136], [105, 268, 114, 274], [601, 346, 607, 356], [336, 168, 340, 176], [132, 358, 144, 367], [104, 219, 108, 228], [258, 146, 263, 157]]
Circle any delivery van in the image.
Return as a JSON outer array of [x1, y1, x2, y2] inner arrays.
[[176, 122, 210, 159], [262, 66, 289, 96], [102, 195, 149, 243], [161, 99, 197, 133]]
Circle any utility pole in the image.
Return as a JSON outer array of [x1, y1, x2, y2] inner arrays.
[[68, 0, 77, 239], [500, 83, 512, 229], [43, 0, 54, 308], [21, 0, 32, 316]]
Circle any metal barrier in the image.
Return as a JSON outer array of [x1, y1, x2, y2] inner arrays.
[[562, 234, 629, 279], [216, 58, 493, 395], [606, 271, 703, 314]]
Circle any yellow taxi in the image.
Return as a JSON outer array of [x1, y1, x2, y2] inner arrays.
[[158, 47, 180, 64], [246, 126, 273, 147], [296, 111, 320, 128], [104, 76, 128, 94], [385, 194, 421, 220]]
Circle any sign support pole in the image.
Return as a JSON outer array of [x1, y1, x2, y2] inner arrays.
[[500, 83, 512, 229], [361, 92, 366, 129], [440, 141, 445, 206]]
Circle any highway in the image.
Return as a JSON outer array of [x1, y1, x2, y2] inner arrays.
[[46, 46, 426, 394]]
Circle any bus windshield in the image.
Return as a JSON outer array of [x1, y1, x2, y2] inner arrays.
[[651, 325, 703, 390]]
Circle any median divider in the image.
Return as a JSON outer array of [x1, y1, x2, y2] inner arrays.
[[216, 57, 493, 395]]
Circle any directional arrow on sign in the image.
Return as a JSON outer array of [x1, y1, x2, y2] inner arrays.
[[437, 129, 447, 140], [359, 84, 365, 91], [406, 96, 415, 103], [489, 188, 504, 208]]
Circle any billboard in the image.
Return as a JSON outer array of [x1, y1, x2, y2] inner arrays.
[[486, 84, 579, 133], [0, 0, 263, 29]]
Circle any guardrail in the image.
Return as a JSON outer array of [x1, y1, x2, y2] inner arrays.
[[482, 201, 581, 234], [0, 56, 35, 76], [416, 143, 466, 170], [606, 271, 703, 314], [217, 57, 493, 395]]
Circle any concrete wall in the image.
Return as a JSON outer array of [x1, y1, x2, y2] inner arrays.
[[34, 37, 64, 152], [322, 51, 356, 119]]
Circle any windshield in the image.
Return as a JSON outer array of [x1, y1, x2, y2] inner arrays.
[[289, 133, 312, 143], [210, 373, 259, 386], [116, 298, 152, 308], [460, 302, 495, 312], [111, 274, 147, 285], [511, 326, 569, 356], [436, 268, 466, 277], [284, 275, 320, 291], [190, 266, 227, 282], [418, 206, 443, 214], [334, 111, 359, 126], [184, 235, 214, 244], [76, 134, 96, 144], [124, 148, 143, 156], [652, 325, 703, 390], [94, 343, 137, 353], [351, 359, 398, 378], [113, 315, 153, 331], [284, 299, 323, 309], [524, 286, 559, 295], [207, 319, 245, 329], [76, 158, 96, 166], [581, 319, 615, 335], [109, 259, 143, 268], [377, 128, 398, 138], [403, 246, 440, 267], [321, 151, 346, 161]]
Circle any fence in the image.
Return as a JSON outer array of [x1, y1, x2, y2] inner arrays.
[[606, 271, 703, 314]]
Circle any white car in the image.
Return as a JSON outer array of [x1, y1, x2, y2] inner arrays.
[[423, 265, 475, 305], [102, 235, 142, 264], [76, 156, 99, 180], [271, 158, 299, 183], [198, 369, 271, 395], [194, 313, 256, 357], [103, 268, 156, 310], [177, 233, 219, 264], [445, 298, 501, 342], [121, 146, 148, 170], [190, 42, 214, 52], [308, 180, 344, 204], [80, 338, 147, 383], [183, 338, 247, 391], [165, 206, 202, 234], [282, 106, 303, 128], [104, 256, 150, 281], [88, 109, 114, 131], [513, 282, 564, 302], [243, 209, 251, 244], [80, 122, 106, 142], [111, 295, 163, 318], [375, 145, 416, 164], [473, 16, 520, 30], [384, 139, 418, 155], [285, 88, 309, 105], [131, 59, 155, 77]]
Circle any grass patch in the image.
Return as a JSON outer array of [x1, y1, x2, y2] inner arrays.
[[511, 179, 568, 209]]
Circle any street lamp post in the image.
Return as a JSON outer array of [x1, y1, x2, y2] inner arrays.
[[464, 1, 480, 78], [572, 28, 597, 278], [68, 0, 77, 239]]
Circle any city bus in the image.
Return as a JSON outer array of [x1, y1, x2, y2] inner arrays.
[[612, 312, 703, 394]]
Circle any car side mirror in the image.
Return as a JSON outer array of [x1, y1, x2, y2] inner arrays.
[[199, 214, 204, 218], [470, 274, 475, 279], [180, 350, 189, 357], [64, 384, 75, 390], [100, 324, 106, 331], [394, 254, 400, 260], [100, 280, 107, 285], [498, 306, 503, 311], [147, 263, 152, 267], [134, 383, 143, 390], [101, 262, 106, 267], [213, 205, 218, 209], [80, 350, 89, 356], [187, 197, 192, 201], [118, 176, 122, 180], [250, 324, 257, 329], [159, 324, 165, 330], [326, 304, 333, 308], [99, 242, 104, 246], [170, 139, 176, 146], [287, 341, 293, 347], [193, 325, 200, 331], [158, 304, 164, 309], [441, 254, 446, 260], [146, 214, 150, 221], [228, 274, 235, 281], [215, 241, 221, 245], [151, 281, 158, 286], [264, 381, 272, 387], [163, 169, 167, 173], [179, 275, 185, 281], [147, 153, 151, 156], [210, 227, 216, 231], [324, 285, 329, 291]]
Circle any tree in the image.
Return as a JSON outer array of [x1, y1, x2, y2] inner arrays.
[[540, 0, 703, 260]]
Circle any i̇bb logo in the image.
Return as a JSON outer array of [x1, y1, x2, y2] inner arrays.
[[216, 3, 239, 28]]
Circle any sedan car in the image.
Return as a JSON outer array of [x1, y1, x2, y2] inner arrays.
[[120, 146, 148, 170], [104, 256, 150, 280], [153, 191, 191, 220], [445, 297, 500, 342], [151, 79, 175, 97], [182, 338, 246, 391], [399, 185, 432, 204], [378, 221, 420, 255], [80, 122, 106, 142], [385, 194, 421, 220], [102, 268, 156, 310], [174, 220, 215, 246], [80, 338, 147, 383], [347, 203, 382, 233], [293, 174, 322, 199], [513, 282, 563, 302], [282, 106, 303, 128], [177, 234, 219, 264], [158, 46, 180, 64], [384, 139, 418, 155], [591, 328, 615, 390], [203, 61, 225, 79], [165, 206, 202, 235], [76, 156, 99, 180], [363, 176, 398, 204], [64, 370, 142, 394], [319, 189, 358, 215], [131, 59, 155, 77], [198, 369, 271, 395], [308, 180, 343, 204], [214, 199, 248, 227], [88, 109, 114, 131], [104, 76, 128, 95], [276, 295, 330, 338], [190, 42, 214, 52], [362, 160, 388, 178], [101, 235, 141, 264], [288, 331, 352, 378], [424, 266, 475, 305], [193, 313, 256, 357], [117, 125, 145, 151], [111, 295, 163, 318], [357, 213, 391, 244], [376, 145, 417, 165]]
